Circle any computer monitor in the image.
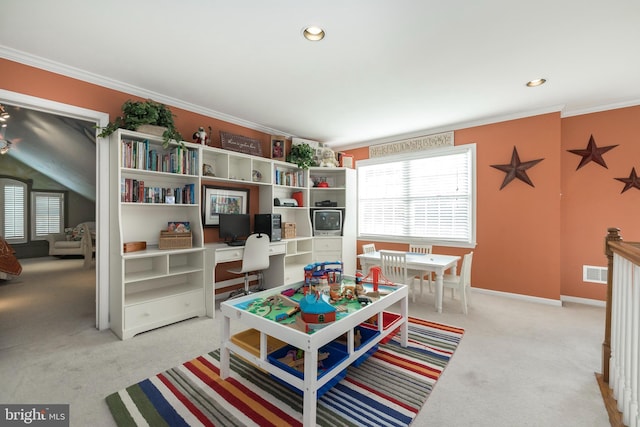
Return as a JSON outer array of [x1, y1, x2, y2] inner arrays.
[[219, 213, 251, 246]]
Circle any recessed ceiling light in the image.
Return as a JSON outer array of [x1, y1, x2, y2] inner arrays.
[[303, 26, 325, 41], [526, 78, 547, 87]]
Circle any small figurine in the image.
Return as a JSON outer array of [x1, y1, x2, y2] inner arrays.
[[319, 147, 339, 167], [192, 126, 211, 145]]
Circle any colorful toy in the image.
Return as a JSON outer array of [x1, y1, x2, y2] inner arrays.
[[277, 349, 330, 373], [299, 292, 336, 324], [361, 265, 394, 291], [303, 261, 343, 294]]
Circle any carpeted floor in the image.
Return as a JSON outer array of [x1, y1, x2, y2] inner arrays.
[[0, 257, 610, 426], [106, 317, 464, 426]]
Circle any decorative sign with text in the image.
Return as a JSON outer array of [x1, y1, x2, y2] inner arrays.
[[220, 131, 263, 156], [369, 131, 454, 158]]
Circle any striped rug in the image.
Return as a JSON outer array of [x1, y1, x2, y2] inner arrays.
[[106, 316, 464, 427]]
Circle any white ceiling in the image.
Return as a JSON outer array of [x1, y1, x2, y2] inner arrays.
[[1, 1, 640, 149]]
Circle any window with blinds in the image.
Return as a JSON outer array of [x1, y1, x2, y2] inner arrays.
[[32, 191, 65, 240], [1, 178, 27, 244], [357, 144, 476, 247]]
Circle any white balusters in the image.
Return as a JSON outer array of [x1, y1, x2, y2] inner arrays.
[[609, 253, 640, 427]]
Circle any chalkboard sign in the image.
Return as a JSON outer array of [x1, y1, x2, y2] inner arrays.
[[220, 131, 263, 156]]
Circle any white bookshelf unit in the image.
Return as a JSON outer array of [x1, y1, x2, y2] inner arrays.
[[109, 129, 205, 339], [201, 146, 357, 288], [108, 132, 357, 338], [309, 167, 357, 275]]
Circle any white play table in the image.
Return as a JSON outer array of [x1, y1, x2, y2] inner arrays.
[[219, 280, 409, 427]]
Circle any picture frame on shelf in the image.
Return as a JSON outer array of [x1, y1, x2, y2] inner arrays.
[[270, 135, 286, 161], [339, 153, 354, 168], [202, 185, 249, 227]]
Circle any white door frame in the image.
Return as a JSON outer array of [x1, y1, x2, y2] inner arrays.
[[0, 89, 110, 330]]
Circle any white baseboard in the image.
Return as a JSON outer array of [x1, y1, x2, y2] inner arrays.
[[471, 287, 606, 308], [471, 287, 562, 306], [560, 295, 606, 307]]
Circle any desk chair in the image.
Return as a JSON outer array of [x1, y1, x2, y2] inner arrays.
[[409, 243, 433, 298], [442, 251, 474, 314], [379, 250, 408, 289], [227, 233, 270, 298], [362, 243, 376, 254]]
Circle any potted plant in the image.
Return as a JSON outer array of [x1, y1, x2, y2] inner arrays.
[[97, 99, 184, 147], [286, 142, 316, 169]]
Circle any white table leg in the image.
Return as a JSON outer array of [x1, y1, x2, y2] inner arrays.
[[400, 291, 409, 347], [220, 315, 231, 379], [303, 349, 318, 427], [434, 269, 444, 313]]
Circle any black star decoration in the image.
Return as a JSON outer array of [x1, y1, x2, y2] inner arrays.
[[567, 134, 618, 170], [491, 146, 544, 190], [615, 167, 640, 193]]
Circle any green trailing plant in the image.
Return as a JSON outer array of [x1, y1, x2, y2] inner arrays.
[[286, 143, 316, 169], [97, 99, 184, 148]]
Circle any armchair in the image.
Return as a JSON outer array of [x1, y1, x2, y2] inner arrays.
[[46, 221, 95, 268]]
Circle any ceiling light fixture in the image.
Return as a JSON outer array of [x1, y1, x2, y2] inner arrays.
[[0, 140, 11, 155], [302, 26, 325, 41], [526, 78, 547, 87]]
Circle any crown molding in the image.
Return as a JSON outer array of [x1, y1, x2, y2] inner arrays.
[[335, 105, 566, 151], [0, 46, 295, 138], [561, 98, 640, 118]]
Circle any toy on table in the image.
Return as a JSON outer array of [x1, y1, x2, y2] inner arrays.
[[361, 265, 395, 295], [303, 261, 343, 295], [263, 293, 300, 322]]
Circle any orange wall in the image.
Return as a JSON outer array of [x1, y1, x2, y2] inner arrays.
[[4, 58, 639, 302], [351, 109, 640, 302], [561, 106, 640, 299], [350, 114, 563, 300]]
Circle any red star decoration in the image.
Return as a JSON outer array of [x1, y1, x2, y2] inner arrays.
[[615, 167, 640, 193], [490, 146, 544, 190], [567, 134, 618, 170]]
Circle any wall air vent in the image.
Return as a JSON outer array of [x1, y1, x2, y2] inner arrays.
[[583, 265, 608, 284]]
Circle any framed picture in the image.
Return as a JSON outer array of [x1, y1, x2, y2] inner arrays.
[[202, 185, 249, 227], [271, 135, 286, 161]]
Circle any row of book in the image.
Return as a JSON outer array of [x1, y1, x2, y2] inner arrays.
[[274, 168, 305, 187], [121, 139, 198, 175], [121, 179, 196, 204]]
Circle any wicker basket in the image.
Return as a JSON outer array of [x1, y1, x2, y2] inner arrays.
[[283, 223, 296, 239], [158, 231, 192, 249]]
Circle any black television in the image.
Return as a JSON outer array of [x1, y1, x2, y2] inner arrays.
[[219, 213, 250, 246]]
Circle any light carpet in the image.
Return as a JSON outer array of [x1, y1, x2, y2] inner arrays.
[[106, 317, 464, 426]]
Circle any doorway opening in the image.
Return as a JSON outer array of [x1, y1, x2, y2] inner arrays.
[[0, 89, 109, 330]]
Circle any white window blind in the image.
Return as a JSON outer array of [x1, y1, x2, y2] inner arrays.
[[32, 192, 64, 239], [1, 178, 27, 244], [357, 144, 476, 246]]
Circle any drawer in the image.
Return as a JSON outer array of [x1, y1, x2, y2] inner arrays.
[[313, 250, 342, 263], [268, 242, 286, 255], [314, 237, 341, 251], [125, 290, 204, 329], [215, 248, 244, 263]]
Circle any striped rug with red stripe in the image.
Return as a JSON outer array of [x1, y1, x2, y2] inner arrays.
[[106, 316, 464, 426]]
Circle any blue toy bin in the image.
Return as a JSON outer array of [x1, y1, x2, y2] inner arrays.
[[267, 344, 348, 398], [328, 325, 380, 367]]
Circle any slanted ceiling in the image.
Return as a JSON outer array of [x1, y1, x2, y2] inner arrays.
[[1, 104, 96, 201]]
